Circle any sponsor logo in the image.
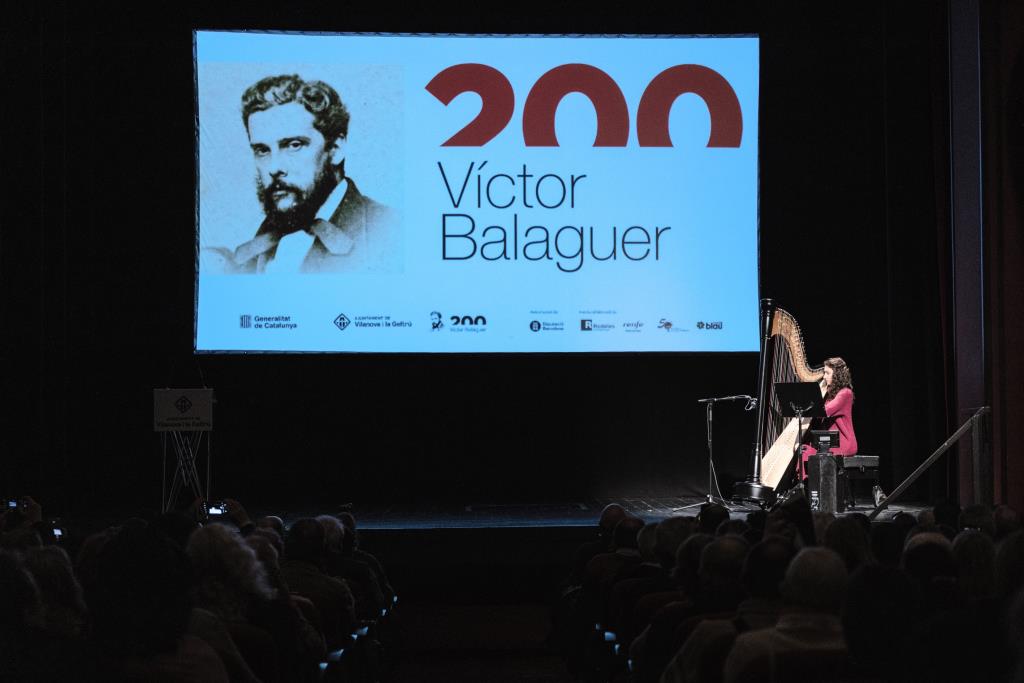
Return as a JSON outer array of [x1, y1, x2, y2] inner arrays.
[[448, 314, 487, 333], [532, 320, 564, 332], [658, 319, 674, 331], [352, 315, 413, 329], [530, 321, 541, 332], [174, 396, 193, 413], [697, 321, 724, 330], [430, 311, 445, 331], [581, 319, 614, 331], [622, 321, 644, 333], [450, 315, 487, 326], [333, 314, 351, 331], [244, 315, 298, 330]]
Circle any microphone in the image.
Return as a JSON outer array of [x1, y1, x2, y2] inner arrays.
[[698, 394, 753, 404]]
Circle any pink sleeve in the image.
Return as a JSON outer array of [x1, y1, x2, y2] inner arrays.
[[825, 388, 853, 418]]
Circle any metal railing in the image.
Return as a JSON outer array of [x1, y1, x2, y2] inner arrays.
[[868, 406, 990, 520]]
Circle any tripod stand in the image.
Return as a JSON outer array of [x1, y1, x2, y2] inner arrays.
[[678, 395, 756, 512]]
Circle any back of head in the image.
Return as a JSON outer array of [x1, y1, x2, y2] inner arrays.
[[825, 515, 873, 570], [996, 529, 1024, 599], [637, 523, 659, 563], [842, 564, 920, 672], [952, 530, 996, 601], [655, 516, 696, 569], [781, 547, 848, 614], [870, 522, 906, 567], [256, 515, 286, 537], [932, 500, 961, 529], [743, 536, 797, 599], [152, 511, 200, 549], [285, 518, 326, 565], [89, 524, 193, 657], [613, 516, 645, 551], [23, 545, 84, 618], [0, 550, 40, 635], [958, 504, 996, 538], [698, 503, 730, 535], [337, 512, 358, 553], [598, 504, 628, 540], [993, 505, 1021, 541], [186, 523, 273, 614], [674, 533, 714, 593], [901, 532, 956, 587], [698, 536, 750, 588], [316, 515, 346, 554], [716, 519, 750, 537]]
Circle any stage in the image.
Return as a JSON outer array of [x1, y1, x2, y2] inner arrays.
[[272, 496, 929, 530]]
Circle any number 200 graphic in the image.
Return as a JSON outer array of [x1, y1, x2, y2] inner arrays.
[[425, 63, 743, 148]]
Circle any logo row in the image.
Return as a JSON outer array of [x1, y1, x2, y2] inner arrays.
[[241, 313, 724, 333]]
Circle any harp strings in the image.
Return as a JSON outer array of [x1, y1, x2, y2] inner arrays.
[[765, 336, 796, 451]]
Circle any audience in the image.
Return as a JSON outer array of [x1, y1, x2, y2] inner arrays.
[[0, 497, 394, 682], [7, 494, 1024, 683], [557, 498, 1024, 683]]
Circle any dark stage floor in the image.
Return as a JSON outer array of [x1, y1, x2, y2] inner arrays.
[[271, 496, 928, 531]]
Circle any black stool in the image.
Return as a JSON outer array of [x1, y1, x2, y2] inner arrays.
[[840, 456, 880, 509]]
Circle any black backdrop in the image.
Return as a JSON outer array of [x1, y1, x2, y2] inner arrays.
[[2, 1, 957, 515]]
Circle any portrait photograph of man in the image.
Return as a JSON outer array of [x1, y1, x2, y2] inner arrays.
[[199, 66, 402, 274]]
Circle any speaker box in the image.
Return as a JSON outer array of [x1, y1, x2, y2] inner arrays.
[[806, 454, 838, 513]]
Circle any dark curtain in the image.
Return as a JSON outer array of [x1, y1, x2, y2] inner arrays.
[[0, 1, 982, 513]]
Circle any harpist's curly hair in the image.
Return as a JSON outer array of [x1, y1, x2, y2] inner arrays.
[[241, 74, 350, 144], [824, 357, 853, 402]]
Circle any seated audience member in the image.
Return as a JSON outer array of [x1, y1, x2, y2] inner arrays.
[[812, 511, 835, 546], [186, 523, 281, 683], [662, 536, 795, 683], [870, 521, 906, 567], [22, 545, 87, 638], [280, 518, 356, 651], [88, 524, 229, 681], [959, 503, 996, 538], [318, 514, 387, 620], [247, 532, 326, 680], [605, 517, 695, 647], [583, 516, 646, 606], [824, 515, 874, 571], [932, 500, 961, 530], [697, 503, 730, 536], [952, 530, 996, 602], [841, 563, 921, 679], [901, 532, 960, 612], [715, 519, 750, 538], [569, 503, 629, 587], [607, 523, 671, 634], [632, 535, 749, 683], [257, 515, 287, 538], [996, 530, 1024, 600], [722, 547, 849, 683], [630, 533, 715, 641], [338, 511, 395, 605], [993, 504, 1021, 541]]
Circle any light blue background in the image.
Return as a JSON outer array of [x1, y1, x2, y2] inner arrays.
[[195, 32, 759, 352]]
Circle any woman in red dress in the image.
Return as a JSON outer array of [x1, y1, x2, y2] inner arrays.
[[799, 357, 858, 477]]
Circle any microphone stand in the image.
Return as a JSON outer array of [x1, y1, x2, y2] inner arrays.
[[677, 395, 757, 511]]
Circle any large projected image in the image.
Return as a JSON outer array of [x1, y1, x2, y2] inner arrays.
[[195, 32, 759, 352]]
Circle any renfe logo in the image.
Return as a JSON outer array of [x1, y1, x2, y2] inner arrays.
[[427, 63, 742, 148]]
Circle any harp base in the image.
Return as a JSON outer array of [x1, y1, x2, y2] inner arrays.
[[731, 480, 777, 507]]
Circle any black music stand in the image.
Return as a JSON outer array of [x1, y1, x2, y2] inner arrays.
[[774, 381, 826, 476]]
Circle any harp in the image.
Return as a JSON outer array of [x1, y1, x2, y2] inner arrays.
[[734, 299, 825, 503]]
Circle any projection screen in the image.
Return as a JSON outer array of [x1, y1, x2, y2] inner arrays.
[[194, 31, 759, 353]]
